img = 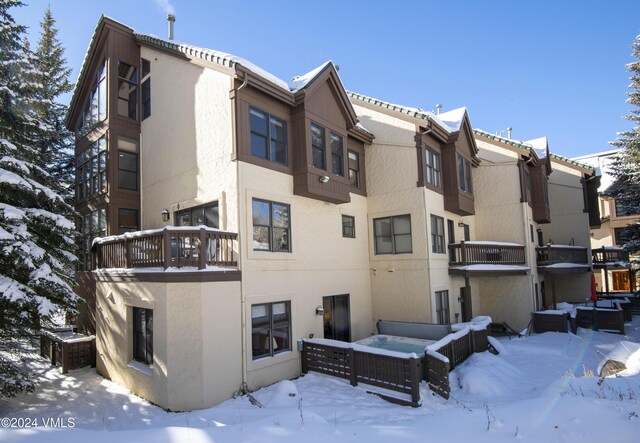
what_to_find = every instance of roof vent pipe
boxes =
[507,127,512,139]
[436,103,442,115]
[167,14,175,40]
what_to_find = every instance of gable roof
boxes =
[66,16,361,130]
[473,129,594,175]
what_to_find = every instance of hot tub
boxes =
[356,334,434,355]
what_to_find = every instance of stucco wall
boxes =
[139,46,237,232]
[544,161,590,247]
[353,103,471,325]
[476,275,536,330]
[238,162,373,390]
[95,277,242,411]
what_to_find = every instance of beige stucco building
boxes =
[574,149,638,294]
[66,16,600,411]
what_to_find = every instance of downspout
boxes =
[232,71,249,391]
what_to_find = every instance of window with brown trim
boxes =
[78,207,106,271]
[250,107,287,165]
[348,150,360,188]
[435,290,450,325]
[331,132,344,176]
[615,199,640,217]
[76,135,107,201]
[342,215,355,238]
[426,147,441,188]
[311,122,326,170]
[175,202,219,228]
[117,136,138,191]
[118,208,139,234]
[117,61,138,119]
[373,214,412,254]
[431,215,445,254]
[251,301,291,359]
[252,198,291,252]
[615,227,632,246]
[457,155,473,194]
[141,58,151,120]
[76,60,106,139]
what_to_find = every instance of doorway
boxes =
[323,295,351,342]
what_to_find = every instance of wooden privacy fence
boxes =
[448,241,525,267]
[425,326,489,400]
[94,227,238,270]
[532,311,569,333]
[301,339,421,407]
[40,330,96,374]
[572,307,625,335]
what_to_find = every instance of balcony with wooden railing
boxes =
[93,227,238,271]
[535,245,590,273]
[448,241,528,276]
[592,247,630,269]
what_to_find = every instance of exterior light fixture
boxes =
[319,175,330,184]
[536,226,542,233]
[458,220,465,227]
[161,209,170,222]
[315,305,325,315]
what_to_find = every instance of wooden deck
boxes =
[94,227,238,270]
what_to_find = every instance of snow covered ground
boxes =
[1,319,640,443]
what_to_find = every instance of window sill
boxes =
[248,350,295,372]
[128,360,153,376]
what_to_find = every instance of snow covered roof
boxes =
[68,16,366,134]
[437,107,467,132]
[135,32,335,94]
[524,136,549,159]
[346,91,461,135]
[474,129,594,173]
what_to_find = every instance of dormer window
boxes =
[311,122,326,170]
[250,107,288,165]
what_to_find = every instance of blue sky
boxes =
[12,0,640,158]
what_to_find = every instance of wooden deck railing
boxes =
[536,245,589,266]
[448,241,525,266]
[301,340,422,407]
[425,327,489,400]
[592,247,629,266]
[94,227,238,270]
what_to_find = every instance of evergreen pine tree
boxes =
[31,6,74,203]
[608,35,640,253]
[0,0,78,397]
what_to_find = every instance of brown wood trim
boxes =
[448,269,529,277]
[235,85,293,175]
[537,266,590,274]
[94,270,241,283]
[347,137,367,196]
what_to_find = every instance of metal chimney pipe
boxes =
[436,103,442,115]
[507,127,512,139]
[167,14,175,40]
